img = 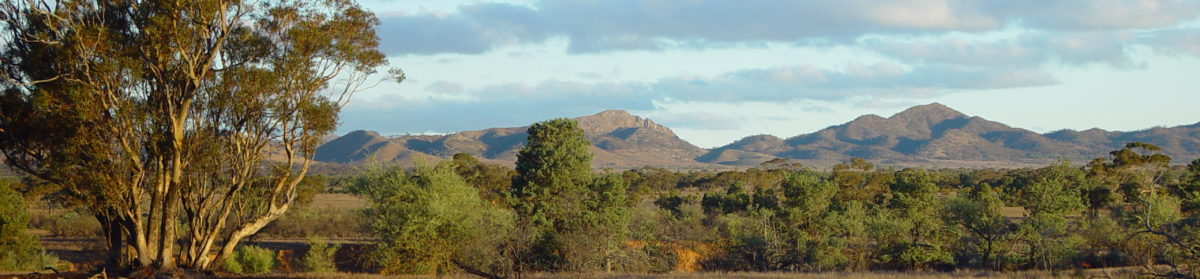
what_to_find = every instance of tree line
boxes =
[347,118,1200,278]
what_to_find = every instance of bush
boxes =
[0,181,48,271]
[355,162,515,275]
[302,238,339,272]
[224,245,276,274]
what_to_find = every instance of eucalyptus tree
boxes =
[877,168,954,269]
[0,0,397,272]
[944,183,1009,269]
[1014,162,1086,271]
[1086,142,1172,204]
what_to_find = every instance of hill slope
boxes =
[313,104,1200,169]
[314,110,708,168]
[702,103,1200,166]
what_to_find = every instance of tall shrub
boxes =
[0,181,44,271]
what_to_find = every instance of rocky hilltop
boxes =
[314,110,707,168]
[313,103,1200,169]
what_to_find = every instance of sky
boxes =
[338,0,1200,148]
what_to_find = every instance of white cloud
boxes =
[999,0,1200,30]
[341,62,1057,133]
[1142,28,1200,55]
[348,0,1200,145]
[373,0,1200,55]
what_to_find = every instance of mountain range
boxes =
[312,103,1200,169]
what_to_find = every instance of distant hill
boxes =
[314,110,709,168]
[312,103,1200,170]
[702,103,1200,166]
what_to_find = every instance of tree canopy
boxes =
[0,0,395,272]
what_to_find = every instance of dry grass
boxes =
[308,193,368,210]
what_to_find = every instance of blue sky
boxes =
[339,0,1200,148]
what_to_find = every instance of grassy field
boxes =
[307,193,368,210]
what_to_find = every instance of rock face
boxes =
[313,104,1200,169]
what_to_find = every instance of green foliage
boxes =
[691,169,786,191]
[1075,213,1130,268]
[451,153,516,205]
[0,0,393,270]
[714,211,790,271]
[508,118,636,272]
[1125,190,1200,277]
[1178,159,1200,213]
[702,183,751,214]
[624,167,684,195]
[944,183,1009,268]
[302,238,339,273]
[775,172,853,271]
[1088,142,1172,204]
[876,168,955,270]
[654,190,688,218]
[1138,192,1184,228]
[1014,162,1086,270]
[825,201,873,271]
[355,162,514,275]
[831,158,889,205]
[512,118,594,231]
[276,143,1200,275]
[781,171,836,219]
[224,245,276,274]
[0,181,48,271]
[560,173,633,271]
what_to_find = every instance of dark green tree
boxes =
[654,190,688,218]
[1183,159,1200,213]
[878,168,954,269]
[511,118,593,233]
[450,153,516,205]
[701,182,751,215]
[779,171,846,271]
[510,118,634,271]
[944,183,1009,269]
[0,181,45,271]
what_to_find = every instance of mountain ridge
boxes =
[314,110,708,168]
[312,104,1200,169]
